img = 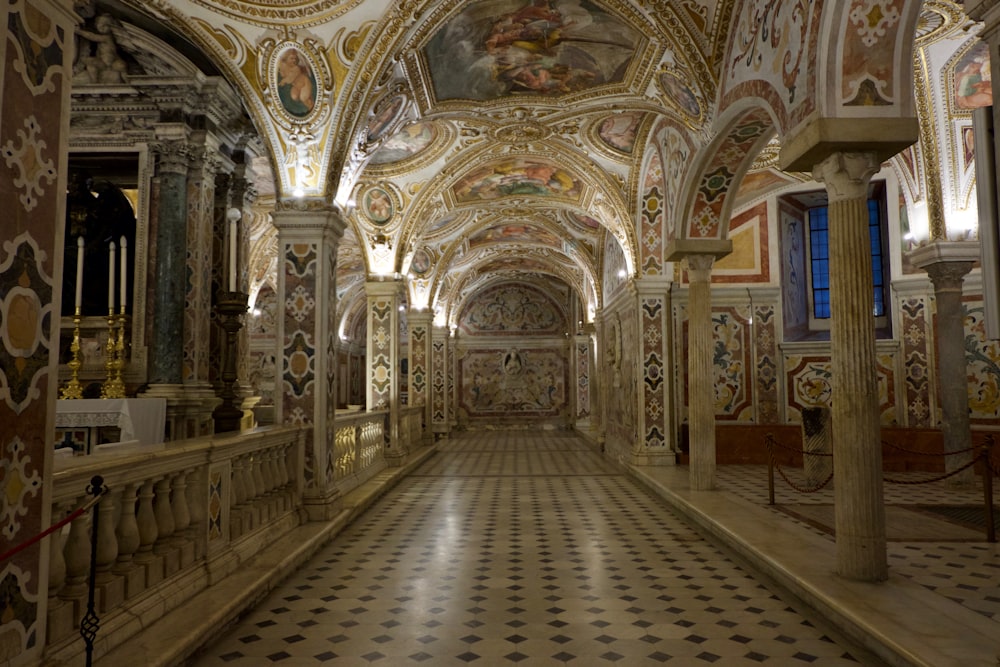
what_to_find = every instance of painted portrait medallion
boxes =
[597,112,644,154]
[423,0,641,101]
[367,95,405,143]
[659,70,701,120]
[275,46,319,118]
[363,187,394,224]
[410,248,431,275]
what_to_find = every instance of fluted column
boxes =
[686,255,717,490]
[910,243,980,486]
[273,201,345,519]
[366,280,405,463]
[814,151,887,582]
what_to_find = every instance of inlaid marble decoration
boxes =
[576,341,590,419]
[282,243,318,478]
[458,348,566,417]
[688,111,771,239]
[432,338,447,425]
[640,150,664,275]
[410,325,427,408]
[753,304,780,423]
[458,283,565,335]
[1,2,71,656]
[900,296,932,427]
[962,300,1000,422]
[723,0,820,128]
[714,201,770,283]
[840,0,904,107]
[368,297,394,410]
[784,353,897,424]
[642,297,666,446]
[712,307,753,421]
[208,469,224,542]
[604,303,638,459]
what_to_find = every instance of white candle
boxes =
[120,236,127,309]
[228,217,237,292]
[108,240,116,311]
[75,236,84,312]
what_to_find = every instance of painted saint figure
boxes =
[277,48,316,117]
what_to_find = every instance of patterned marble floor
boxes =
[715,465,1000,623]
[189,432,865,666]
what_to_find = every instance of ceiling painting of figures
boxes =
[423,0,643,101]
[454,157,581,202]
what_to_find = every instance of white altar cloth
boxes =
[56,398,166,448]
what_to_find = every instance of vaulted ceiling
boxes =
[76,0,923,329]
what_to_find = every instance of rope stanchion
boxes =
[983,437,995,543]
[0,489,105,563]
[765,434,775,505]
[764,433,834,497]
[81,475,108,667]
[883,456,980,485]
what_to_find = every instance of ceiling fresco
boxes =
[77,0,925,332]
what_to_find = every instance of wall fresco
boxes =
[963,300,1000,422]
[454,157,581,202]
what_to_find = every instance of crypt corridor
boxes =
[4,0,1000,666]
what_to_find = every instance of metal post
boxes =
[81,475,106,667]
[766,434,775,506]
[984,437,995,543]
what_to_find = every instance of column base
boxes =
[302,487,343,521]
[629,450,678,466]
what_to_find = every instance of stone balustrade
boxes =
[46,426,306,663]
[333,410,388,493]
[401,406,424,450]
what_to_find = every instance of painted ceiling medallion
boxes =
[492,123,552,144]
[422,0,643,101]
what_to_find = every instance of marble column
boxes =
[686,254,717,490]
[273,201,345,519]
[910,243,980,486]
[431,325,450,439]
[408,311,433,444]
[366,280,405,463]
[814,151,887,582]
[148,138,190,387]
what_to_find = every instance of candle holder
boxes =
[61,310,85,400]
[213,291,248,433]
[100,310,125,399]
[113,308,128,391]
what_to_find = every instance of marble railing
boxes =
[46,426,306,663]
[401,406,424,451]
[333,410,388,494]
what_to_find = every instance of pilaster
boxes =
[272,200,345,519]
[408,311,433,444]
[366,280,405,463]
[634,277,676,465]
[431,325,451,439]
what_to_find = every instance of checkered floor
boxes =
[715,465,1000,623]
[189,432,864,665]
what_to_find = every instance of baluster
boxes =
[113,483,139,574]
[46,501,71,641]
[252,454,266,502]
[59,503,90,613]
[241,453,257,503]
[133,479,158,564]
[185,467,206,560]
[231,456,247,506]
[152,477,175,553]
[94,491,119,584]
[171,472,191,544]
[264,447,278,494]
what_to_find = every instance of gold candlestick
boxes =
[61,310,84,399]
[100,310,125,399]
[113,308,127,391]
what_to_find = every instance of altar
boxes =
[56,398,166,453]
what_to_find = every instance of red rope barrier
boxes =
[0,491,105,563]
